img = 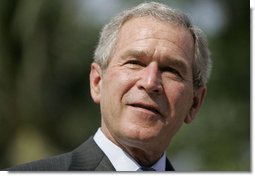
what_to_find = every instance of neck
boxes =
[101,127,164,166]
[121,144,163,166]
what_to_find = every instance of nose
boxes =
[137,62,162,93]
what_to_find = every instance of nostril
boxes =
[152,85,163,93]
[137,81,162,94]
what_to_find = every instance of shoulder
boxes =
[7,152,72,171]
[5,136,113,171]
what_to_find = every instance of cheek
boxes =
[100,69,137,114]
[162,84,193,138]
[165,83,193,116]
[104,69,137,97]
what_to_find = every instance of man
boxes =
[7,2,211,171]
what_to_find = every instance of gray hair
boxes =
[94,2,212,88]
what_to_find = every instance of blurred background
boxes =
[0,0,249,171]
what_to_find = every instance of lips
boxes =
[128,103,162,116]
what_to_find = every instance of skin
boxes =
[90,16,206,166]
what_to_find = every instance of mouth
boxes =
[128,103,161,116]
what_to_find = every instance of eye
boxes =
[122,60,145,70]
[125,60,145,66]
[161,66,183,79]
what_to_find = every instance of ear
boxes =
[184,87,207,124]
[90,62,102,104]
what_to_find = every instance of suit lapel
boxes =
[68,136,115,171]
[68,135,174,171]
[95,155,115,171]
[165,157,175,171]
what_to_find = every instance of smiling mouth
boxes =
[129,103,161,115]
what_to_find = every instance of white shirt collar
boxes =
[93,128,166,171]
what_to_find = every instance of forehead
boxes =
[116,17,194,62]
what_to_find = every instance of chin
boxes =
[121,124,162,142]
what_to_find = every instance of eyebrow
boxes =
[121,49,189,75]
[121,50,148,60]
[163,57,188,76]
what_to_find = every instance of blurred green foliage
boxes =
[0,0,249,171]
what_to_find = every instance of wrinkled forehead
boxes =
[116,16,195,62]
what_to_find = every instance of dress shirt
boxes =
[93,128,166,171]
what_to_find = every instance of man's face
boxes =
[90,17,206,153]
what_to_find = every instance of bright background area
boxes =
[0,0,250,171]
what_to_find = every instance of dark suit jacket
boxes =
[6,136,175,171]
